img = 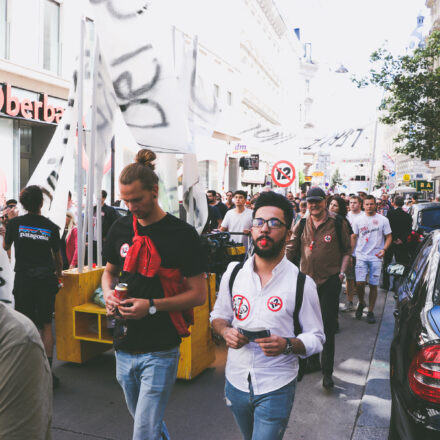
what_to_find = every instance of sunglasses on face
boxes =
[252,217,286,229]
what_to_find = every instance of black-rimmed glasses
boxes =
[252,217,286,229]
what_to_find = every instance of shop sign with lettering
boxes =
[0,83,64,124]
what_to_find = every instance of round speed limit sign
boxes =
[271,160,296,188]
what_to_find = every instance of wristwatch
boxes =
[148,298,157,315]
[283,337,294,355]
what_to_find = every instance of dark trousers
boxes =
[309,274,341,375]
[382,243,409,289]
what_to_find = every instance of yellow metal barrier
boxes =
[55,269,217,379]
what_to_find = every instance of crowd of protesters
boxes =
[0,173,429,440]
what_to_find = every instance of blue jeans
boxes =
[355,259,382,286]
[225,378,297,440]
[115,347,180,440]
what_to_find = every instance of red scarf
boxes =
[122,216,193,337]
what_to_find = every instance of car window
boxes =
[420,208,440,229]
[404,236,433,297]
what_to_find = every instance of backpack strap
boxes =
[293,271,306,336]
[297,217,307,248]
[229,262,244,300]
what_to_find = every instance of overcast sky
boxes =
[275,0,430,138]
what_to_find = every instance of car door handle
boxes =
[393,310,399,319]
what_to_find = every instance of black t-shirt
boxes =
[5,214,60,272]
[104,213,207,352]
[215,202,228,219]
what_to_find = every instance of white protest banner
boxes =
[89,0,192,153]
[183,153,208,235]
[156,153,179,218]
[26,89,78,233]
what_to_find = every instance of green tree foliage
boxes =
[375,169,386,189]
[354,30,440,159]
[331,168,343,190]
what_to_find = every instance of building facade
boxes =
[0,0,85,205]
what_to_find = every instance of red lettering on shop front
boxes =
[54,107,64,123]
[21,99,33,119]
[43,94,55,123]
[33,100,43,119]
[5,85,20,117]
[0,83,65,123]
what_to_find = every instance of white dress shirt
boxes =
[210,256,325,395]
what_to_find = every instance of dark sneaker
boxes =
[355,303,366,319]
[323,374,334,389]
[52,373,60,390]
[335,320,340,333]
[366,311,376,324]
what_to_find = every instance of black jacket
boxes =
[387,208,412,242]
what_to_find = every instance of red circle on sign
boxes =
[232,295,250,321]
[271,160,296,187]
[267,296,283,312]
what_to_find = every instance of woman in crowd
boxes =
[64,211,78,269]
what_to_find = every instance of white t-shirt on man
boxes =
[221,208,253,246]
[352,213,392,262]
[347,211,364,227]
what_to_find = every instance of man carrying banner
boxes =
[102,149,207,440]
[3,185,63,387]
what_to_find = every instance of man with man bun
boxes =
[102,149,207,440]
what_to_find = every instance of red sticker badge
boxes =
[324,235,332,243]
[232,295,250,321]
[120,243,130,258]
[267,296,283,312]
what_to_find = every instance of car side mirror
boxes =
[386,263,406,277]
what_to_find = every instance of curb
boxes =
[351,289,395,440]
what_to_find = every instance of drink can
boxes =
[114,283,128,301]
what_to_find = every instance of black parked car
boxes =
[388,231,440,439]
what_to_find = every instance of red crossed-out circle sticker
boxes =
[267,296,283,312]
[232,295,250,321]
[120,243,130,258]
[271,160,296,187]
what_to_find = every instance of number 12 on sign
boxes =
[271,160,296,188]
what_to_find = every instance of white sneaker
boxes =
[341,301,354,312]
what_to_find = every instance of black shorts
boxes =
[13,272,59,329]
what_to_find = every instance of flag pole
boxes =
[86,38,97,270]
[94,38,103,268]
[76,18,85,273]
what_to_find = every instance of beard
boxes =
[253,236,285,260]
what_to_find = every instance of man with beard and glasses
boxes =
[211,192,324,440]
[286,186,351,390]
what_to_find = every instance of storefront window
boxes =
[0,0,7,59]
[43,0,60,74]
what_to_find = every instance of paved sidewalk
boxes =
[352,289,394,440]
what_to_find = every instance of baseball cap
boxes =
[306,187,326,201]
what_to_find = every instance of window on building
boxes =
[227,91,232,106]
[0,0,7,59]
[43,0,60,74]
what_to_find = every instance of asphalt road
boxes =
[52,287,390,440]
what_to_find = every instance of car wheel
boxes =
[388,399,400,440]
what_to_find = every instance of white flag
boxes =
[89,1,192,153]
[183,153,208,235]
[26,89,78,233]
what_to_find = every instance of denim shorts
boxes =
[355,259,382,286]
